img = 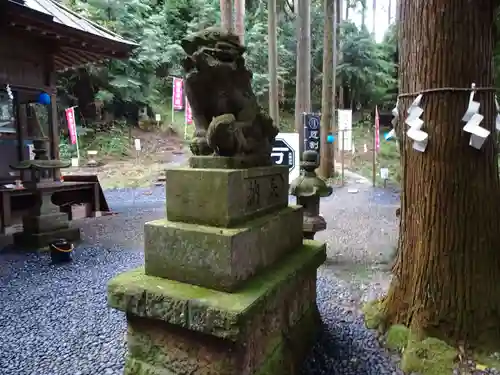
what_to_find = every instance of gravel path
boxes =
[0,170,401,375]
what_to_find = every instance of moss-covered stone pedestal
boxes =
[108,157,326,375]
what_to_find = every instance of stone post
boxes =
[107,155,327,375]
[290,150,333,240]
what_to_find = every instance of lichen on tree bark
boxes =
[384,0,500,349]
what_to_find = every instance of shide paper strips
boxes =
[405,95,428,152]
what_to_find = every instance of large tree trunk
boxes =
[319,0,335,178]
[294,0,311,153]
[268,0,279,125]
[385,0,500,348]
[220,0,233,31]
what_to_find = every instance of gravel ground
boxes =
[0,170,402,375]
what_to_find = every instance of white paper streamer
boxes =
[405,94,428,152]
[5,84,13,100]
[462,83,490,150]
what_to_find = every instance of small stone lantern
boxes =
[289,150,333,239]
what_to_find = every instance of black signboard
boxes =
[271,138,295,171]
[303,112,321,153]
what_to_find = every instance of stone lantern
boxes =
[290,150,333,239]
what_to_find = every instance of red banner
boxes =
[65,107,77,145]
[185,98,193,125]
[172,78,184,110]
[375,105,380,152]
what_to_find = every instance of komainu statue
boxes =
[181,27,279,162]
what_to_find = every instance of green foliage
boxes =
[58,0,398,126]
[338,21,396,109]
[59,123,130,160]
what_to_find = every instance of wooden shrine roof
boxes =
[3,0,138,70]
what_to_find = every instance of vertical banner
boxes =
[302,112,321,153]
[375,105,380,152]
[337,109,353,151]
[65,107,77,145]
[172,77,184,110]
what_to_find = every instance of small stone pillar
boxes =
[107,156,326,375]
[290,150,333,240]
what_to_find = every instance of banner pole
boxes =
[171,77,176,124]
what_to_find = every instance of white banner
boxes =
[337,109,353,151]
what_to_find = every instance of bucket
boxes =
[71,157,79,167]
[50,239,74,263]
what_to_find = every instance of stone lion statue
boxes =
[181,27,279,162]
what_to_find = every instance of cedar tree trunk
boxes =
[319,0,335,178]
[385,0,500,348]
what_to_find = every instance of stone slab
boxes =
[144,206,303,292]
[165,165,289,227]
[107,240,326,341]
[22,212,69,233]
[13,226,80,250]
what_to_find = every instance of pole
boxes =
[372,124,376,187]
[184,96,188,140]
[341,129,345,186]
[268,0,279,126]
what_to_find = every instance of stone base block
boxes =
[22,212,69,233]
[108,241,326,375]
[144,206,303,292]
[165,165,289,227]
[13,226,81,250]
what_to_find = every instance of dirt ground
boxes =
[63,129,188,189]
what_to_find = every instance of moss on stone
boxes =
[362,299,385,330]
[254,306,321,375]
[385,324,409,352]
[475,353,500,371]
[400,334,457,375]
[108,240,326,340]
[377,325,500,375]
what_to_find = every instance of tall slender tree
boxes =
[268,0,279,125]
[371,0,376,34]
[234,0,245,43]
[220,0,233,31]
[383,0,500,355]
[361,0,366,28]
[294,0,311,152]
[319,0,336,178]
[336,0,344,110]
[388,0,392,24]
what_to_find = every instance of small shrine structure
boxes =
[0,0,137,247]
